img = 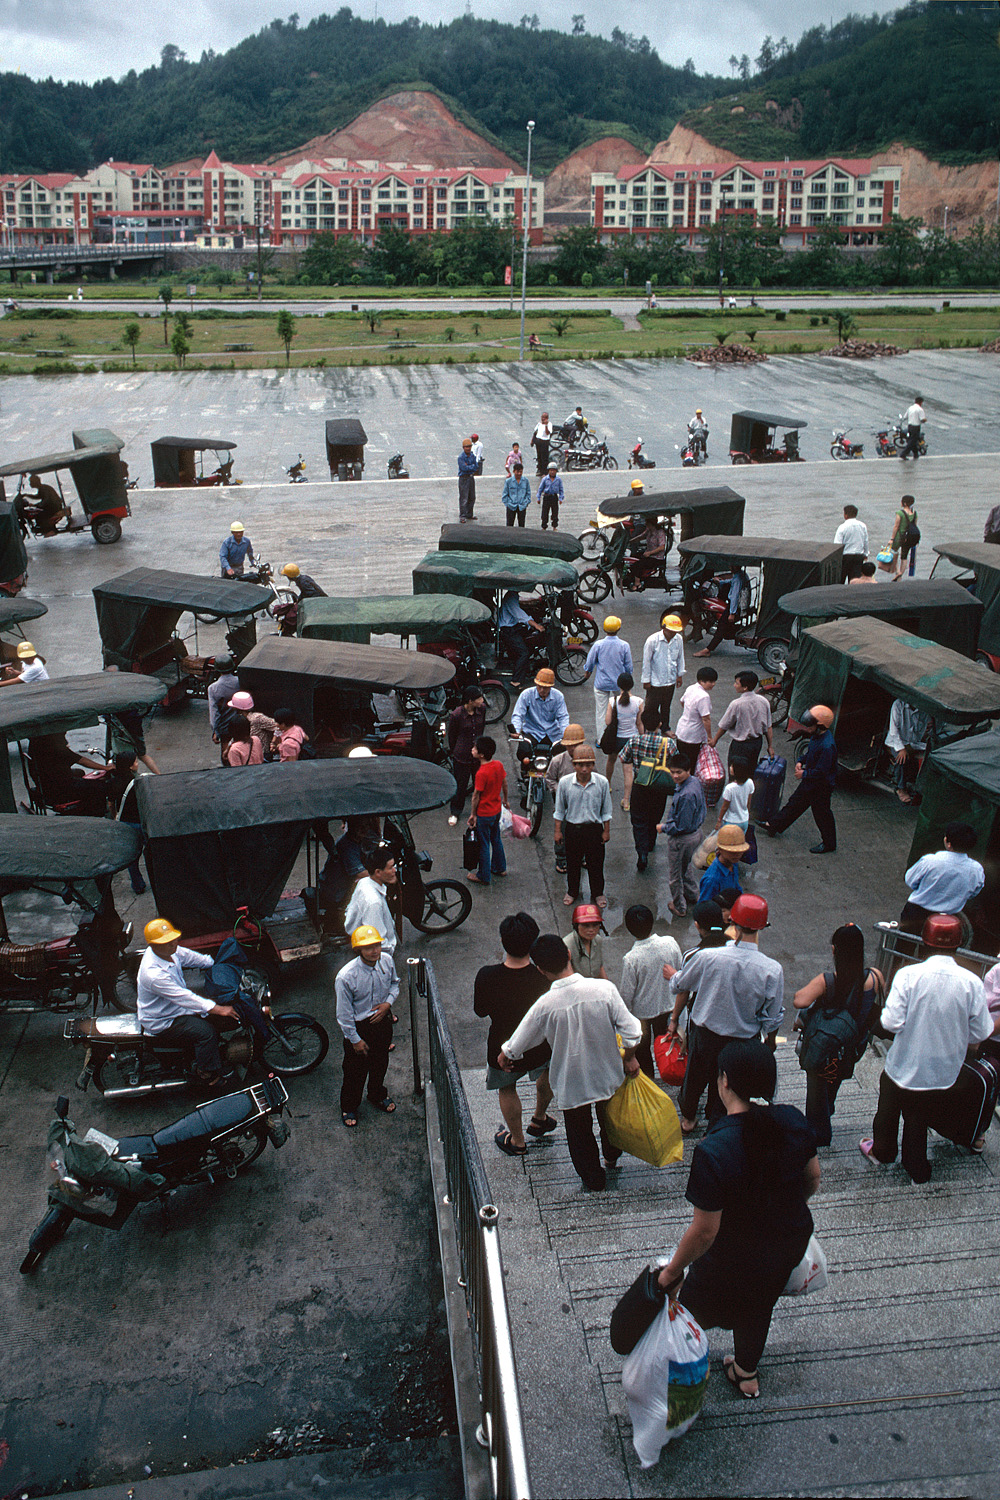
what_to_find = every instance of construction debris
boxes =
[824,338,904,358]
[685,342,768,364]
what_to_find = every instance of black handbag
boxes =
[598,702,619,755]
[462,825,479,872]
[609,1264,666,1355]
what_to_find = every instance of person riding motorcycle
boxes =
[136,918,238,1084]
[498,587,545,688]
[563,406,587,442]
[687,410,709,459]
[280,563,327,599]
[24,473,72,534]
[510,668,569,774]
[219,521,255,578]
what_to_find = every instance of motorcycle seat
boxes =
[152,1092,256,1151]
[114,1134,156,1160]
[71,1015,142,1039]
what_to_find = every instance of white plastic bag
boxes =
[781,1232,828,1296]
[621,1296,709,1468]
[499,805,513,833]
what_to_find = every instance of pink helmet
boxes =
[229,691,254,711]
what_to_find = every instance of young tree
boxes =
[572,14,585,33]
[549,315,572,338]
[301,231,359,285]
[158,282,173,344]
[173,311,192,339]
[170,326,190,369]
[276,308,297,365]
[361,308,382,334]
[122,319,141,367]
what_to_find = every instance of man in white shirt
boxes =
[335,926,400,1126]
[834,504,869,581]
[136,917,237,1081]
[900,820,984,932]
[343,843,398,960]
[641,611,685,733]
[0,641,49,685]
[470,432,485,474]
[500,933,641,1192]
[530,412,552,475]
[885,697,929,804]
[862,914,991,1181]
[619,903,683,1077]
[900,396,926,460]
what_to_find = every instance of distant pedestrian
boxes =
[467,735,509,886]
[457,437,477,523]
[336,926,399,1128]
[530,412,552,475]
[565,903,608,979]
[834,504,869,582]
[899,396,926,461]
[500,461,531,527]
[447,685,487,824]
[890,494,919,580]
[537,462,564,531]
[793,923,884,1147]
[761,705,837,855]
[498,588,544,686]
[641,611,685,733]
[272,706,309,762]
[674,665,716,770]
[657,751,706,918]
[620,724,675,871]
[694,568,751,656]
[619,904,682,1078]
[850,561,877,584]
[583,614,634,742]
[223,713,264,766]
[207,655,239,746]
[470,432,485,474]
[1,641,49,686]
[499,933,641,1193]
[710,670,772,768]
[984,501,1000,544]
[698,826,747,906]
[505,442,524,476]
[474,912,554,1157]
[900,820,984,932]
[554,742,612,910]
[861,914,991,1181]
[603,672,644,807]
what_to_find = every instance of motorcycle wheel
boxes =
[20,1206,74,1274]
[529,787,545,838]
[830,445,847,460]
[92,517,123,545]
[108,955,140,1013]
[757,639,789,676]
[555,647,589,687]
[93,1051,143,1094]
[566,612,598,646]
[602,456,618,470]
[731,455,751,465]
[579,527,611,560]
[262,1014,329,1076]
[214,1121,269,1175]
[481,679,510,725]
[770,691,790,729]
[413,880,472,934]
[577,568,612,604]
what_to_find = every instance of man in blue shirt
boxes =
[762,705,838,854]
[583,616,633,742]
[458,438,478,522]
[698,825,747,905]
[694,567,750,656]
[658,752,707,917]
[536,462,564,531]
[511,668,569,770]
[498,588,544,686]
[500,461,532,528]
[900,821,984,933]
[219,521,255,577]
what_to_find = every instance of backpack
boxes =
[797,970,881,1083]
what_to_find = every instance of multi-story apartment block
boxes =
[591,159,902,248]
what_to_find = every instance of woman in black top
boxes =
[793,923,884,1147]
[656,1039,820,1399]
[474,912,553,1157]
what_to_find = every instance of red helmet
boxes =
[730,894,769,931]
[921,913,963,950]
[572,904,603,927]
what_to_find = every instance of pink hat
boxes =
[230,691,254,711]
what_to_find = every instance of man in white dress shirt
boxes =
[834,504,869,581]
[641,611,685,733]
[136,917,237,1081]
[343,843,398,960]
[500,934,641,1192]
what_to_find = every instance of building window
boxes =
[792,169,803,178]
[361,189,370,200]
[870,180,883,190]
[673,185,685,198]
[856,198,865,207]
[437,217,447,228]
[437,188,448,200]
[413,218,423,228]
[739,198,755,209]
[675,172,686,180]
[633,215,646,227]
[618,216,626,226]
[762,198,774,211]
[790,214,801,224]
[701,171,713,179]
[673,215,685,226]
[893,197,899,208]
[473,189,485,199]
[763,170,775,179]
[338,190,349,200]
[791,197,802,209]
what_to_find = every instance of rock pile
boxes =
[824,338,904,358]
[979,336,1000,353]
[685,342,768,365]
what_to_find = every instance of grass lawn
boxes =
[0,304,996,372]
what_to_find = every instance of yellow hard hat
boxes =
[603,616,622,633]
[145,917,182,945]
[695,408,703,415]
[230,520,245,533]
[534,668,556,687]
[661,613,684,632]
[16,641,35,658]
[630,479,644,493]
[280,563,300,579]
[351,925,382,949]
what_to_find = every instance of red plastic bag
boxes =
[653,1032,686,1086]
[508,812,532,839]
[694,743,725,808]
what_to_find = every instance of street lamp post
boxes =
[519,120,535,362]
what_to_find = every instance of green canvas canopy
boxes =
[910,731,1000,864]
[0,814,142,882]
[413,550,577,598]
[598,486,745,539]
[150,437,235,487]
[932,542,1000,658]
[0,502,28,587]
[0,442,123,479]
[0,596,47,631]
[0,441,127,520]
[437,524,584,561]
[298,594,491,644]
[678,534,842,642]
[94,569,273,668]
[778,580,981,659]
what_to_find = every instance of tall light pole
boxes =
[519,120,535,362]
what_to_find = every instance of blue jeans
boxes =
[476,813,506,883]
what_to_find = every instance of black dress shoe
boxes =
[809,843,836,854]
[636,854,648,871]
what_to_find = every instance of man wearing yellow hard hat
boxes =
[279,563,327,600]
[136,918,238,1083]
[641,609,686,734]
[0,641,49,686]
[219,520,256,578]
[334,925,400,1127]
[581,614,633,743]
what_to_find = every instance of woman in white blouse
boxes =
[603,672,644,810]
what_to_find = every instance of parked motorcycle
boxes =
[830,429,864,460]
[66,959,328,1098]
[0,901,134,1015]
[387,453,410,480]
[559,440,618,473]
[20,1080,290,1272]
[285,455,307,483]
[628,440,656,470]
[874,417,927,459]
[679,437,706,468]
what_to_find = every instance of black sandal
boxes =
[370,1097,396,1113]
[723,1357,759,1399]
[495,1128,527,1156]
[526,1115,557,1138]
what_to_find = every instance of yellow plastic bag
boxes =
[605,1071,683,1168]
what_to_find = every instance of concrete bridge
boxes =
[0,243,165,280]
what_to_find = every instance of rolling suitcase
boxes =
[750,755,786,824]
[929,1057,999,1150]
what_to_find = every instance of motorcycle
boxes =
[679,437,705,468]
[522,593,598,647]
[508,733,554,838]
[66,955,328,1098]
[20,1079,290,1272]
[0,905,134,1015]
[387,453,410,480]
[874,418,927,459]
[628,440,656,470]
[830,429,864,460]
[560,439,618,473]
[285,455,307,483]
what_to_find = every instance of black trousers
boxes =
[705,609,735,653]
[871,1069,950,1183]
[450,758,474,815]
[637,1012,672,1078]
[842,553,864,582]
[630,782,669,857]
[500,626,533,684]
[533,440,550,474]
[729,735,762,771]
[682,1247,805,1374]
[563,1097,619,1188]
[678,1021,732,1124]
[564,820,605,899]
[770,779,836,849]
[341,1011,394,1115]
[899,900,934,936]
[541,493,559,530]
[901,424,922,459]
[505,507,526,527]
[804,1071,842,1148]
[157,1014,222,1075]
[458,472,476,520]
[643,684,675,734]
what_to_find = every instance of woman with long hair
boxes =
[793,924,884,1147]
[603,671,644,809]
[655,1040,820,1400]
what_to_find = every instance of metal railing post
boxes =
[407,956,425,1096]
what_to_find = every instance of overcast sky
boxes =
[1,0,904,84]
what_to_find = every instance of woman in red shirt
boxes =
[273,706,308,762]
[467,735,510,886]
[224,714,264,766]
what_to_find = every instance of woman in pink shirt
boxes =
[224,714,264,766]
[273,706,308,762]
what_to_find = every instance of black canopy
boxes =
[679,535,842,643]
[94,569,273,668]
[0,503,28,587]
[238,637,454,731]
[778,580,982,659]
[136,759,455,931]
[0,815,141,880]
[0,442,124,479]
[731,410,808,429]
[150,437,235,487]
[933,542,1000,658]
[151,436,236,452]
[68,428,129,515]
[325,419,368,447]
[438,524,584,562]
[0,596,47,630]
[598,486,745,539]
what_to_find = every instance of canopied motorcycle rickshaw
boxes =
[150,437,238,488]
[729,410,807,464]
[930,542,1000,672]
[0,594,47,675]
[133,758,468,980]
[237,636,454,759]
[0,434,131,544]
[676,535,843,674]
[0,815,141,1014]
[0,671,164,815]
[0,500,29,597]
[93,568,274,711]
[325,418,367,481]
[297,593,508,724]
[788,616,1000,777]
[577,485,746,600]
[436,524,594,643]
[413,549,587,686]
